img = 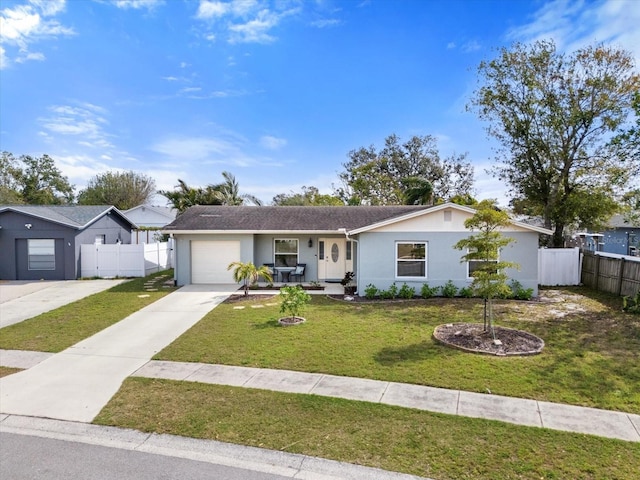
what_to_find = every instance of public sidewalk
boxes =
[0,285,237,422]
[2,349,639,442]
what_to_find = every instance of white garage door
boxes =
[191,240,241,284]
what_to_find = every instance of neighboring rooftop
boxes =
[0,205,135,229]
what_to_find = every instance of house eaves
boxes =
[0,205,138,230]
[348,202,553,236]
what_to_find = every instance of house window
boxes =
[467,248,499,278]
[396,242,427,278]
[346,241,352,261]
[274,239,298,267]
[28,239,55,270]
[95,234,106,244]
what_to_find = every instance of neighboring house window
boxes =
[28,239,55,270]
[275,239,298,267]
[467,248,499,278]
[396,242,427,278]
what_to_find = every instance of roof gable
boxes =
[350,203,553,235]
[0,205,137,229]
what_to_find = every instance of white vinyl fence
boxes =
[81,241,173,278]
[538,247,582,286]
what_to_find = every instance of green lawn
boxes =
[0,270,176,353]
[156,288,640,413]
[95,377,640,480]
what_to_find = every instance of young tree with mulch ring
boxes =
[454,200,518,339]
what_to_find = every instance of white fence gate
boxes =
[538,247,582,286]
[81,242,173,278]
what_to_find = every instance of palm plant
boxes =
[227,261,273,296]
[402,177,433,205]
[214,171,262,206]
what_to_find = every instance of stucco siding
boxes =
[173,234,254,286]
[0,211,77,280]
[356,231,540,296]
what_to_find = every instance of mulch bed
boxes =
[433,323,545,356]
[223,294,276,304]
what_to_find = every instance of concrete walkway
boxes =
[0,279,127,328]
[0,285,237,422]
[2,349,639,443]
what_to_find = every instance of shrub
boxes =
[398,283,416,299]
[510,280,534,301]
[420,283,439,299]
[279,285,311,319]
[459,286,474,298]
[379,283,398,300]
[364,284,378,300]
[622,291,640,314]
[441,280,458,298]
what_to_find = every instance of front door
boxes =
[318,238,346,281]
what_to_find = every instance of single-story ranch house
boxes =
[163,203,552,295]
[0,205,136,280]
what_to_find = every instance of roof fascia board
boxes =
[349,203,459,234]
[348,202,553,235]
[162,229,346,235]
[0,207,81,229]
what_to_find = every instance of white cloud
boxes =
[260,135,287,150]
[195,0,299,44]
[0,0,74,68]
[507,0,640,63]
[111,0,165,10]
[39,103,114,149]
[310,18,342,28]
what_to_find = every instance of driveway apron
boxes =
[0,285,237,423]
[0,280,126,328]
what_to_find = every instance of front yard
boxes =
[156,288,640,413]
[3,281,639,479]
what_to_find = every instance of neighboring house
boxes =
[163,203,552,295]
[123,205,177,244]
[601,214,640,256]
[0,205,136,280]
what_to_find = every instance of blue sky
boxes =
[1,0,638,205]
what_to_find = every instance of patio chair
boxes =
[289,263,306,283]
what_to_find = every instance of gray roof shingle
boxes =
[0,205,135,229]
[163,205,432,232]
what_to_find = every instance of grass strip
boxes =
[95,378,640,480]
[156,290,640,413]
[0,366,21,378]
[0,270,175,353]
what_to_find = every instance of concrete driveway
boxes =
[0,280,127,328]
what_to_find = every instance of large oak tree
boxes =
[0,152,74,205]
[77,171,156,210]
[335,134,474,205]
[470,40,640,247]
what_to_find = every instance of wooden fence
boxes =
[80,241,172,278]
[581,251,640,297]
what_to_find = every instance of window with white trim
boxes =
[274,239,298,267]
[28,239,55,270]
[467,248,499,278]
[396,242,427,278]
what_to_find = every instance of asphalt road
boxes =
[0,433,293,480]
